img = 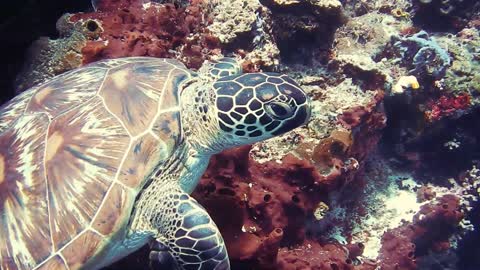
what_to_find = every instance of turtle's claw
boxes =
[149,243,176,270]
[149,241,169,251]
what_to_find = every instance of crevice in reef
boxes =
[412,0,480,32]
[383,97,480,179]
[277,31,328,65]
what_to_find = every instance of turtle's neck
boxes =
[179,80,227,155]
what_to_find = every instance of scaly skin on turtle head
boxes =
[180,58,311,154]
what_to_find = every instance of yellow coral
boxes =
[313,201,330,220]
[391,8,410,19]
[393,75,420,94]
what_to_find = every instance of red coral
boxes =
[70,0,220,69]
[378,195,464,270]
[338,91,386,129]
[190,94,386,269]
[276,240,378,270]
[338,91,386,164]
[424,93,471,122]
[192,146,367,269]
[416,186,436,203]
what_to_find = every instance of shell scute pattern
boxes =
[88,56,165,69]
[99,61,189,137]
[35,255,67,270]
[45,97,130,251]
[0,57,191,270]
[234,73,267,87]
[26,67,107,118]
[0,87,36,133]
[60,230,103,269]
[0,113,50,270]
[118,133,167,188]
[91,183,135,236]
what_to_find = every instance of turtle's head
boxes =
[212,73,310,147]
[181,60,310,154]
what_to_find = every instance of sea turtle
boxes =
[0,57,310,270]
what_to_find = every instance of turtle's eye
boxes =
[265,101,294,120]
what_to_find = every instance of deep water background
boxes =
[0,0,92,104]
[0,1,479,269]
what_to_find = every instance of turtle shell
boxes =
[0,57,193,270]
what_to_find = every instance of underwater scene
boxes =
[0,0,479,269]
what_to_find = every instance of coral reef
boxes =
[424,92,471,122]
[437,27,480,102]
[72,0,220,68]
[208,0,345,69]
[378,195,464,270]
[6,0,480,269]
[276,240,377,270]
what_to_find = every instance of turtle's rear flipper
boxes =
[148,188,230,270]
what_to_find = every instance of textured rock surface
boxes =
[412,0,479,31]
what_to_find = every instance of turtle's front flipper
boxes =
[140,184,230,270]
